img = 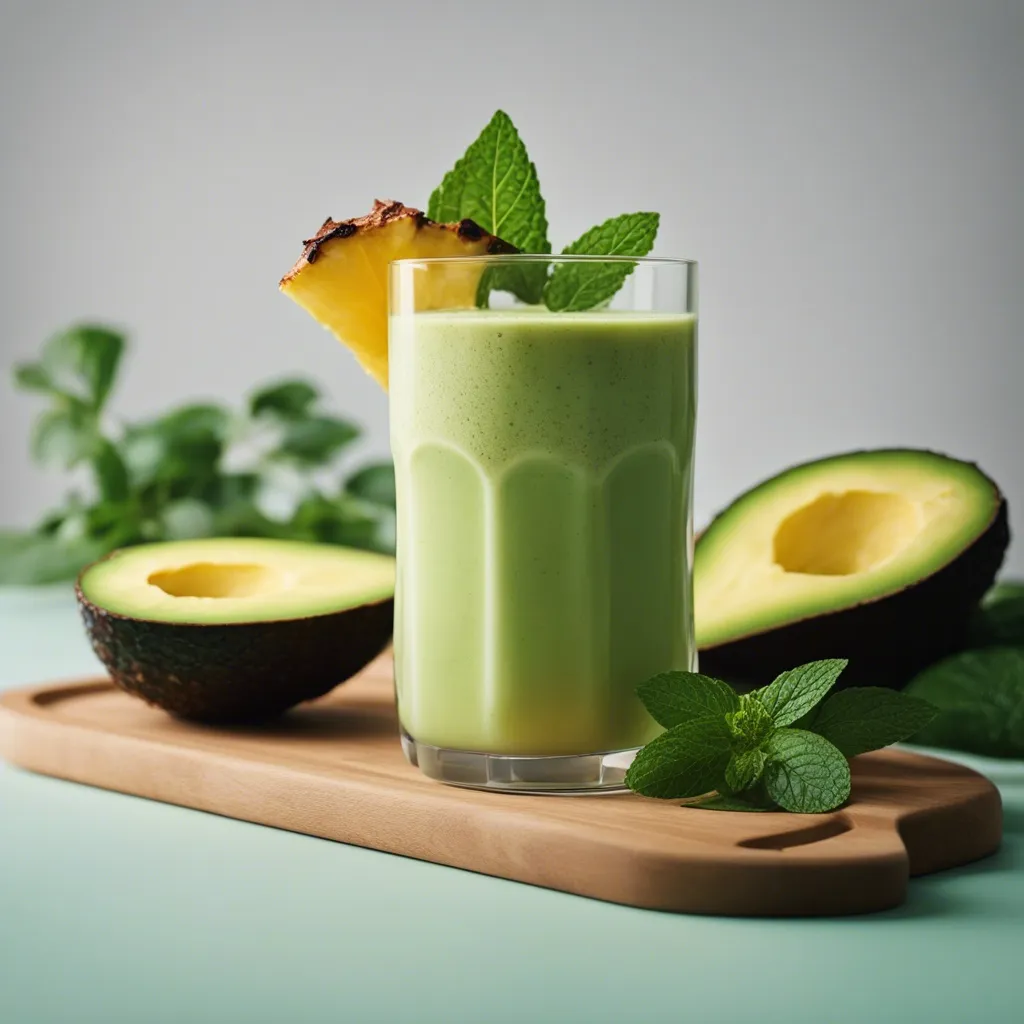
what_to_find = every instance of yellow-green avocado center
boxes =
[80,538,395,624]
[696,450,1002,648]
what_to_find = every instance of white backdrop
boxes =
[1,0,1021,571]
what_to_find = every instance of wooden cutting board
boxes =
[0,654,1001,917]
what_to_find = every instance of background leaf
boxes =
[5,321,397,582]
[40,324,125,411]
[124,404,230,489]
[14,363,54,394]
[159,498,216,541]
[249,379,319,420]
[345,462,396,508]
[0,531,107,586]
[968,581,1024,648]
[31,407,99,468]
[764,729,851,813]
[277,415,359,465]
[906,647,1024,758]
[288,493,382,548]
[92,440,130,502]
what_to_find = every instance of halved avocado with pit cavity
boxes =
[696,450,1009,689]
[77,538,395,721]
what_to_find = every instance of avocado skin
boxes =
[698,498,1009,691]
[77,592,394,721]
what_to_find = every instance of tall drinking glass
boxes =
[389,256,697,791]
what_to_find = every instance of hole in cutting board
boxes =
[738,816,853,851]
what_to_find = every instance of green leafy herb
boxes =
[16,324,125,412]
[543,212,660,312]
[249,379,320,420]
[763,729,851,814]
[277,415,360,464]
[427,111,662,310]
[805,687,939,758]
[724,748,767,793]
[344,463,396,508]
[635,670,738,729]
[905,646,1024,758]
[756,658,848,726]
[32,407,100,469]
[2,325,397,585]
[624,717,733,799]
[627,659,937,813]
[968,581,1024,648]
[428,110,550,304]
[688,792,774,812]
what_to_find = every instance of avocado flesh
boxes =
[77,538,395,721]
[696,450,1008,689]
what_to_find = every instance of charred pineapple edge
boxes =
[279,199,519,287]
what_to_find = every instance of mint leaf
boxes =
[726,692,776,751]
[756,659,848,727]
[725,748,767,792]
[624,717,733,799]
[808,687,937,758]
[429,110,549,304]
[688,793,773,813]
[250,380,319,420]
[764,729,851,813]
[636,670,739,729]
[427,154,469,224]
[905,647,1024,758]
[543,212,660,312]
[969,581,1024,648]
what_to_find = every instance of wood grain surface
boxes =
[0,654,1002,916]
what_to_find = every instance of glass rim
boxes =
[391,254,697,268]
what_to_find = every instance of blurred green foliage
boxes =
[1,324,395,584]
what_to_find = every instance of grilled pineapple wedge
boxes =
[280,200,515,389]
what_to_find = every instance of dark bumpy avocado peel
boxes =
[77,587,393,722]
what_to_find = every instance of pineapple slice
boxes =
[280,200,515,389]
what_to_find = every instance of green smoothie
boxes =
[389,308,697,756]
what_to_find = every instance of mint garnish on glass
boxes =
[627,659,938,813]
[428,110,660,310]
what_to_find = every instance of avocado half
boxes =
[696,450,1009,689]
[77,538,395,721]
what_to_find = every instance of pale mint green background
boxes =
[1,589,1022,1024]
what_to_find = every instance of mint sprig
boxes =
[428,110,550,305]
[428,111,661,310]
[543,212,660,312]
[763,729,851,814]
[625,660,938,814]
